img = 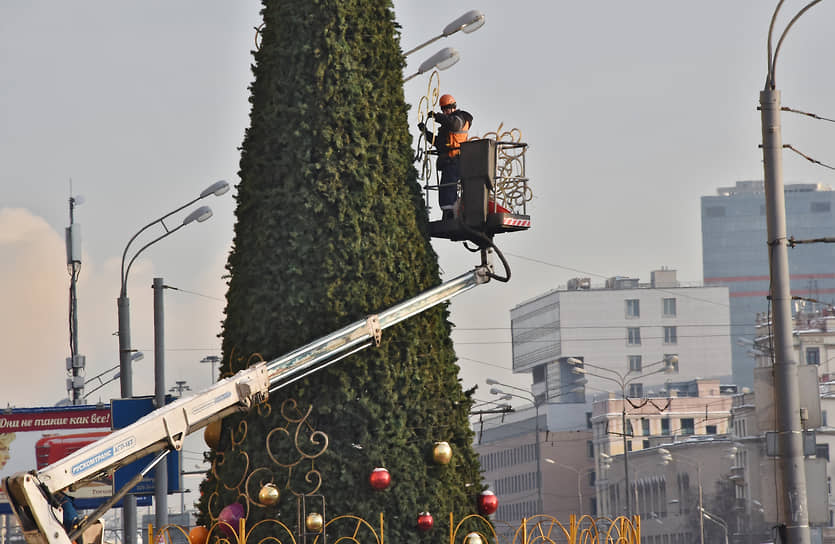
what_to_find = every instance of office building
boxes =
[701,180,835,388]
[510,269,732,402]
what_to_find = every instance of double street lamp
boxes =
[403,10,485,82]
[659,448,705,544]
[116,179,229,544]
[486,379,543,515]
[567,355,677,518]
[658,446,736,544]
[118,180,228,398]
[82,352,144,402]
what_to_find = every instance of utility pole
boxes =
[65,192,86,404]
[153,278,168,531]
[761,85,810,544]
[759,4,817,542]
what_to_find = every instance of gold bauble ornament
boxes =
[258,483,280,506]
[464,533,484,544]
[204,419,222,449]
[432,441,452,464]
[305,512,324,533]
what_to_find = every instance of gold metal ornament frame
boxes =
[149,514,639,544]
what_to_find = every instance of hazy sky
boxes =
[2,1,834,418]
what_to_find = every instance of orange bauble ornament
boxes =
[204,419,222,449]
[188,526,208,544]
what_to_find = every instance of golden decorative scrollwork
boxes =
[265,399,329,496]
[205,397,329,522]
[414,70,442,197]
[475,123,532,213]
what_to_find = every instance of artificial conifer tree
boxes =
[196,1,485,542]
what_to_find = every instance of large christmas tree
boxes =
[197,1,484,541]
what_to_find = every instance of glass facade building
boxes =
[701,180,835,388]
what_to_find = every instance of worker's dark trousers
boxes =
[438,159,460,209]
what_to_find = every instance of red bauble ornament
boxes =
[369,467,391,490]
[477,490,499,515]
[417,512,434,532]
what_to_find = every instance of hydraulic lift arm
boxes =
[4,264,491,544]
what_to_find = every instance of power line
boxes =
[503,252,732,309]
[164,284,225,302]
[452,322,760,332]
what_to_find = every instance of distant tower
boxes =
[701,180,835,388]
[66,192,86,404]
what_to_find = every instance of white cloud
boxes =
[0,209,68,406]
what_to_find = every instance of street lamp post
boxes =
[659,448,704,544]
[700,507,729,544]
[759,5,820,544]
[487,380,543,514]
[544,458,592,514]
[168,381,191,516]
[81,352,144,402]
[116,180,228,544]
[200,355,221,384]
[567,356,677,518]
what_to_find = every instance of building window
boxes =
[807,347,821,365]
[661,418,670,435]
[811,201,831,213]
[628,355,642,372]
[665,353,679,373]
[627,327,641,345]
[642,439,650,449]
[628,383,643,398]
[664,326,677,344]
[663,297,677,317]
[641,418,650,436]
[681,418,695,435]
[626,299,640,318]
[587,440,594,458]
[706,425,717,435]
[816,443,830,461]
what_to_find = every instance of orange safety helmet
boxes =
[439,94,456,108]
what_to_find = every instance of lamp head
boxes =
[200,180,230,198]
[417,47,460,75]
[566,357,583,366]
[183,205,213,225]
[130,351,144,362]
[489,387,506,396]
[443,10,485,36]
[485,378,500,385]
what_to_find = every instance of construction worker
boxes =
[418,94,473,220]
